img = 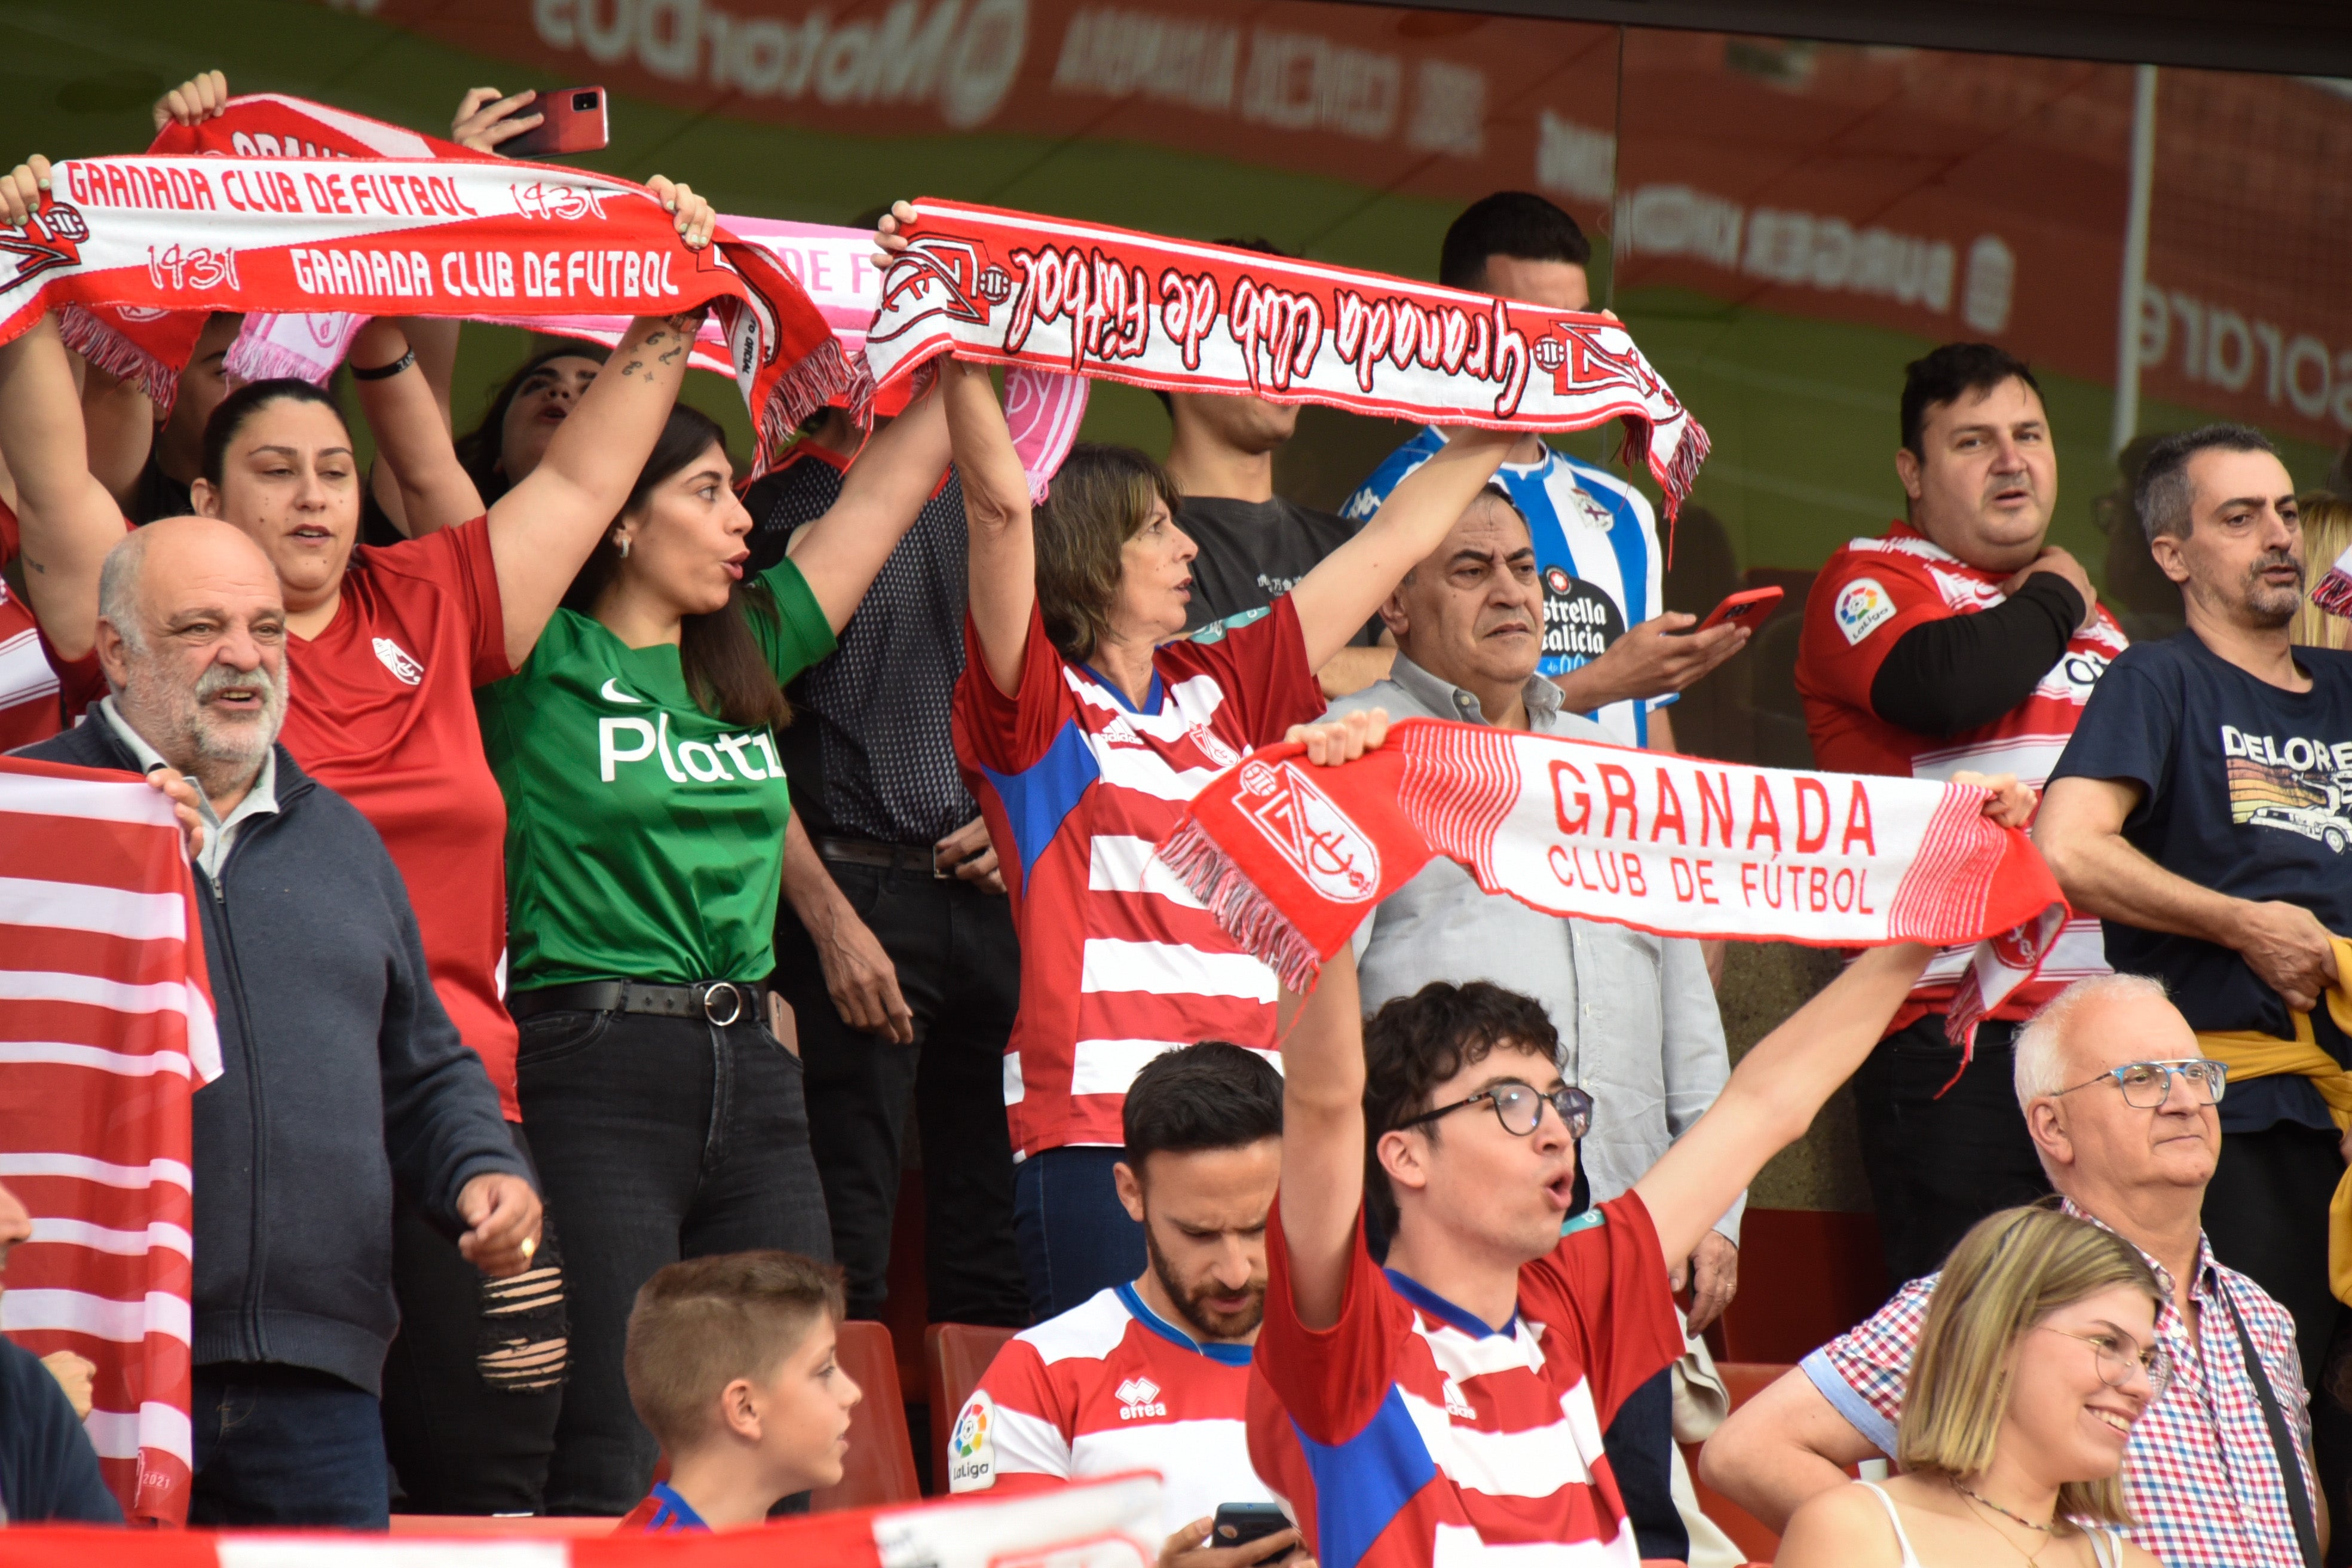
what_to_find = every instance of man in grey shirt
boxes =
[1325,482,1739,1564]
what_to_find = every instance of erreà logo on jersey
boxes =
[947,1391,996,1487]
[1234,760,1380,904]
[1115,1376,1166,1421]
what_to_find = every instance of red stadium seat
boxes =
[812,1319,923,1510]
[1683,1361,1803,1565]
[926,1322,1019,1494]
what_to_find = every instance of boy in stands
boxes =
[951,1043,1303,1567]
[620,1252,862,1532]
[1251,712,2034,1568]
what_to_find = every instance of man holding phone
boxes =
[1794,342,2127,1288]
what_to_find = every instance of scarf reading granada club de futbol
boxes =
[1154,718,2069,1049]
[3,93,855,470]
[864,198,1711,517]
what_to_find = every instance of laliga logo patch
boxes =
[1235,760,1381,904]
[372,636,424,686]
[948,1391,996,1485]
[1834,577,1897,646]
[0,198,88,289]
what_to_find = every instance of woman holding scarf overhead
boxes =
[471,384,953,1514]
[883,205,1521,1316]
[0,151,719,1515]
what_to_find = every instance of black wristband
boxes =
[350,348,416,382]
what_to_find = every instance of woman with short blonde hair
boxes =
[1777,1205,2168,1566]
[2290,494,2352,651]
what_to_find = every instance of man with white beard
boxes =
[14,517,538,1529]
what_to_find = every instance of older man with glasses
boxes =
[1700,973,2323,1568]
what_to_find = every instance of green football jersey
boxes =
[478,559,836,990]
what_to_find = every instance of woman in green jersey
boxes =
[474,386,953,1514]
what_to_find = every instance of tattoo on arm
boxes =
[657,340,686,366]
[620,359,645,379]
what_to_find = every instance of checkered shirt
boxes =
[1804,1201,2316,1567]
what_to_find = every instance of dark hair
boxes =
[1122,1042,1285,1167]
[200,378,349,485]
[454,340,612,506]
[1361,981,1560,1233]
[1035,442,1183,663]
[1156,238,1291,416]
[1898,343,2043,460]
[563,404,793,730]
[2136,423,2280,543]
[1439,192,1591,292]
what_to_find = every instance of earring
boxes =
[615,532,631,560]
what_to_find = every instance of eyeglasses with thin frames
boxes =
[2054,1058,2227,1110]
[2034,1324,2175,1405]
[1396,1080,1595,1140]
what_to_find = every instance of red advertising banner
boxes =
[320,0,2352,445]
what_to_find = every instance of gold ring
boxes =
[521,1236,538,1261]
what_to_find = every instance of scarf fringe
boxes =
[1155,816,1326,994]
[223,333,342,388]
[2314,565,2352,619]
[753,335,865,477]
[57,306,180,412]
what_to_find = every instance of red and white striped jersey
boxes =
[1796,520,2125,1024]
[948,1282,1269,1538]
[0,757,220,1525]
[952,599,1322,1157]
[1248,1195,1685,1568]
[0,499,67,751]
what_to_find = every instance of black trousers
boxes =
[774,858,1028,1327]
[1852,1014,2053,1290]
[381,1120,566,1514]
[516,1005,832,1515]
[2203,1120,2352,1566]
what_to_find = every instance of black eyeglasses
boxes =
[2056,1059,2228,1109]
[1398,1080,1594,1140]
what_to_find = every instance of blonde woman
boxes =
[2290,493,2352,651]
[1776,1206,2166,1567]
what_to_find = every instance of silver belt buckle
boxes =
[700,981,745,1026]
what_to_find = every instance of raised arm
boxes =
[350,317,488,542]
[1277,941,1368,1332]
[1288,424,1515,669]
[1635,940,1931,1269]
[2037,773,2341,1012]
[941,358,1036,696]
[480,179,716,669]
[363,318,464,540]
[785,384,949,631]
[0,303,124,659]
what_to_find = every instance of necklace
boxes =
[1953,1480,2055,1536]
[1952,1477,2053,1567]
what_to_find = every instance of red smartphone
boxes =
[1692,584,1784,633]
[500,88,610,158]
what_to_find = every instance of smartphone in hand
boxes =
[1212,1502,1297,1562]
[501,87,610,158]
[1688,584,1783,634]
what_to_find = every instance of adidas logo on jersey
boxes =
[1116,1376,1168,1421]
[1441,1377,1477,1420]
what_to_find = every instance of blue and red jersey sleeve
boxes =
[1515,1193,1686,1432]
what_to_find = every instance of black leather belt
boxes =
[509,979,768,1027]
[816,835,943,877]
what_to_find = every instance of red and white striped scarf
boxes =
[865,198,1711,516]
[1157,719,2068,1044]
[0,758,219,1525]
[4,94,855,471]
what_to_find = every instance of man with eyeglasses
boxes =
[1701,973,2322,1568]
[1322,484,1739,1562]
[2038,423,2352,1543]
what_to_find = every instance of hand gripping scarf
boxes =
[4,94,856,470]
[864,198,1711,517]
[1155,718,2069,1047]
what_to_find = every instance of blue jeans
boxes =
[1013,1146,1145,1319]
[190,1363,388,1528]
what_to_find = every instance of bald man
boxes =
[13,517,537,1528]
[1699,976,2319,1568]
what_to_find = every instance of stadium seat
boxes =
[1682,1362,1802,1564]
[813,1319,923,1510]
[926,1322,1018,1494]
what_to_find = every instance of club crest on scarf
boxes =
[1234,759,1382,905]
[0,195,87,288]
